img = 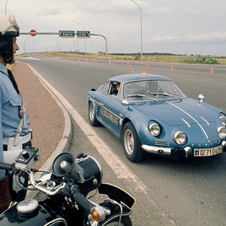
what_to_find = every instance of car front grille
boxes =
[155,141,170,146]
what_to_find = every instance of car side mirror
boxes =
[122,100,129,106]
[198,94,205,102]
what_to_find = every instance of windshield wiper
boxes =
[127,94,146,98]
[148,92,172,96]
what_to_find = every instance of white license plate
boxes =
[194,146,223,157]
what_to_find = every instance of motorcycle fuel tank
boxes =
[0,199,67,226]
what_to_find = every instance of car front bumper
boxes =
[142,140,226,158]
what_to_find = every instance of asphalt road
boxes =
[17,53,226,226]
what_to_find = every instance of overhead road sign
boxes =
[59,30,75,38]
[77,31,90,38]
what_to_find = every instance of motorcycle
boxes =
[0,147,135,225]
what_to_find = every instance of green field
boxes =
[18,52,226,65]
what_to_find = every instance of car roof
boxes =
[109,73,171,84]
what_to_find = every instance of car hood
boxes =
[133,98,217,126]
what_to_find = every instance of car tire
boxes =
[122,122,144,162]
[88,101,100,126]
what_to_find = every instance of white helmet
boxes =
[0,14,20,63]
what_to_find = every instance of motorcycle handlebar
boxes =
[29,170,66,196]
[0,161,66,196]
[0,162,14,171]
[70,184,95,211]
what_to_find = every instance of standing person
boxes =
[0,14,32,212]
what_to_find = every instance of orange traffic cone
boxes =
[171,65,174,70]
[72,58,74,62]
[127,60,130,66]
[210,67,214,74]
[60,57,62,60]
[147,61,150,68]
[94,59,97,64]
[78,58,80,62]
[86,58,88,63]
[109,59,111,65]
[68,58,70,61]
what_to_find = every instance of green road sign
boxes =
[59,30,75,38]
[77,31,90,38]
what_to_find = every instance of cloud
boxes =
[149,31,226,45]
[150,35,181,43]
[71,0,132,15]
[155,5,178,14]
[182,7,201,14]
[35,7,63,16]
[187,32,226,45]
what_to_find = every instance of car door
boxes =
[97,81,123,138]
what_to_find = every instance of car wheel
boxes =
[88,101,100,126]
[122,122,144,162]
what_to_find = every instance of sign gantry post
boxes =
[20,30,108,58]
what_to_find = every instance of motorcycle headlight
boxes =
[174,131,187,145]
[149,123,161,137]
[218,126,226,139]
[220,115,226,126]
[52,153,103,196]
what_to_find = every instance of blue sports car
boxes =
[88,73,226,162]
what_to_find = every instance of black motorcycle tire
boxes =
[103,216,132,226]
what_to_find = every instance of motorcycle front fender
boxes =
[98,182,136,209]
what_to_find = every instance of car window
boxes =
[123,80,146,99]
[158,81,186,97]
[123,79,186,101]
[101,81,110,94]
[108,81,121,98]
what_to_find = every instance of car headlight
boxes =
[174,131,187,145]
[149,123,161,137]
[218,126,226,139]
[220,115,226,126]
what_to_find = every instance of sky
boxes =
[1,0,226,56]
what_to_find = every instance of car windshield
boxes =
[123,79,186,102]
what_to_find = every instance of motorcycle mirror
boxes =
[52,152,85,183]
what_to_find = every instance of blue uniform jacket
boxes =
[0,63,31,179]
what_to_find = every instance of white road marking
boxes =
[17,54,40,60]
